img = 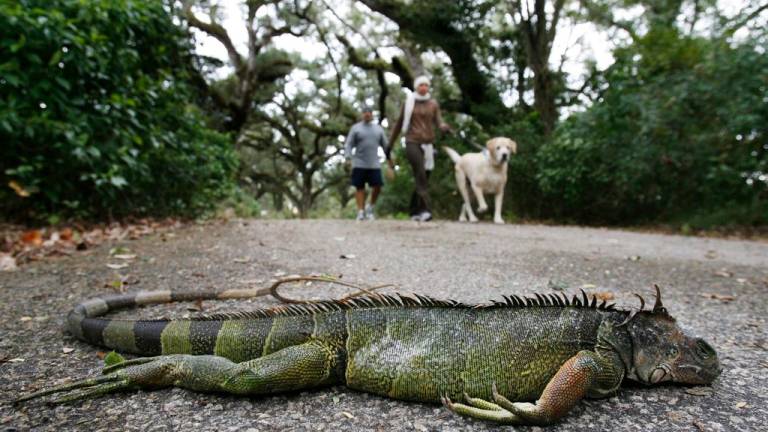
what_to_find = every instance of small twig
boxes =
[268,275,394,304]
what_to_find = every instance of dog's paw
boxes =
[477,205,488,213]
[493,218,505,225]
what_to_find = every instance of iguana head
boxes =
[623,286,721,386]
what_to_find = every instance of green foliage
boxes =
[536,31,768,226]
[103,351,125,367]
[0,0,237,222]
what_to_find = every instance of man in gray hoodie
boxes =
[344,106,393,221]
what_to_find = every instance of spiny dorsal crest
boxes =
[619,284,674,326]
[188,290,617,321]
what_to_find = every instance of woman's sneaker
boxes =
[418,211,432,222]
[356,210,366,221]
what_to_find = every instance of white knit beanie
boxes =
[413,75,431,88]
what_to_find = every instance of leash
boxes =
[452,129,486,152]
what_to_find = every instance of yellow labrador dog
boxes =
[444,137,517,224]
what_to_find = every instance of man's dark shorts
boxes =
[350,168,383,189]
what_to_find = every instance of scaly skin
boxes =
[16,287,722,425]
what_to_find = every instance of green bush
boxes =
[536,31,768,226]
[0,0,237,222]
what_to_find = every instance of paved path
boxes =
[2,220,767,431]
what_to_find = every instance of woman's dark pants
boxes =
[405,141,432,215]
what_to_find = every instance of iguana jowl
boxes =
[16,286,721,425]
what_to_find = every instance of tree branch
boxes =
[723,2,768,36]
[181,1,243,71]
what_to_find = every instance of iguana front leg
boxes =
[16,340,343,404]
[444,350,624,425]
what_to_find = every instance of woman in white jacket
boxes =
[388,76,451,221]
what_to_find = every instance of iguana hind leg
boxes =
[16,340,343,404]
[444,350,623,425]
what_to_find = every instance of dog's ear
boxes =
[486,138,497,158]
[507,139,518,154]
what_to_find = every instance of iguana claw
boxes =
[102,356,156,374]
[15,354,194,405]
[15,374,130,405]
[441,388,521,424]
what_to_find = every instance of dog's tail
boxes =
[443,146,461,164]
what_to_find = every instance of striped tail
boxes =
[65,287,306,361]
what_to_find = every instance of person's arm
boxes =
[344,125,357,161]
[388,104,405,145]
[434,100,451,133]
[379,126,394,167]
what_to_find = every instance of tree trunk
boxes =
[530,61,557,135]
[272,192,284,212]
[359,0,510,127]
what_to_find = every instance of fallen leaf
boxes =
[340,411,355,419]
[107,227,127,241]
[594,291,615,301]
[685,387,713,397]
[109,246,132,256]
[106,279,124,290]
[736,278,747,284]
[96,351,107,360]
[8,180,31,197]
[19,316,32,322]
[8,358,25,363]
[713,269,732,278]
[626,255,641,261]
[42,232,59,247]
[233,257,250,264]
[106,263,129,270]
[692,420,706,432]
[113,254,137,260]
[20,230,43,247]
[581,284,596,289]
[59,227,74,241]
[735,402,748,409]
[701,293,736,303]
[340,254,356,259]
[62,347,74,354]
[0,253,17,272]
[187,299,205,312]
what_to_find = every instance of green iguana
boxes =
[16,285,721,425]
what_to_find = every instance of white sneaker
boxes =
[364,204,375,220]
[356,210,365,221]
[418,211,432,222]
